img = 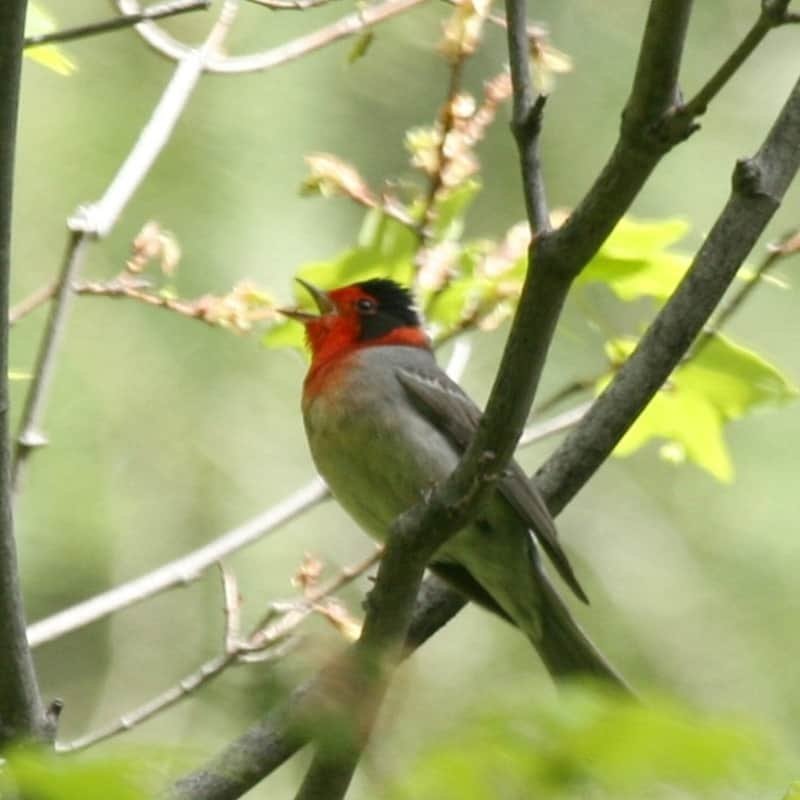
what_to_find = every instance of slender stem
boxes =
[505,0,549,233]
[519,401,592,447]
[8,281,57,326]
[167,574,465,800]
[692,227,800,357]
[12,232,90,490]
[27,477,328,648]
[57,548,380,753]
[679,0,794,119]
[0,0,48,745]
[23,0,210,48]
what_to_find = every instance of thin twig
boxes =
[677,0,797,120]
[57,549,381,753]
[8,281,57,326]
[27,477,329,648]
[505,0,549,233]
[12,232,90,491]
[418,56,468,239]
[117,0,430,73]
[167,574,466,800]
[23,0,211,48]
[13,0,241,495]
[692,225,800,357]
[0,0,49,745]
[519,401,592,447]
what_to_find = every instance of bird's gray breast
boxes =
[303,346,458,540]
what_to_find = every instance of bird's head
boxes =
[280,278,429,364]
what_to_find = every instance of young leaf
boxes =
[578,217,691,302]
[604,335,798,481]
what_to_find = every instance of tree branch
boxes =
[0,0,48,745]
[537,70,800,514]
[58,549,380,753]
[23,0,210,48]
[27,477,328,648]
[537,0,694,281]
[167,574,465,800]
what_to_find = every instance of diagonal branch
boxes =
[0,0,48,745]
[678,0,798,120]
[23,0,210,48]
[537,70,800,515]
[167,574,466,800]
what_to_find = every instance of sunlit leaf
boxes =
[2,747,151,800]
[605,334,798,481]
[578,217,691,301]
[24,4,77,76]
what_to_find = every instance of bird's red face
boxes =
[281,279,429,370]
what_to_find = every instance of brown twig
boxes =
[56,549,381,753]
[72,277,277,332]
[8,281,57,326]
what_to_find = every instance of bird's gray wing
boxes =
[397,367,588,604]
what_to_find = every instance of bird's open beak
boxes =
[278,278,335,322]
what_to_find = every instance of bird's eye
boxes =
[356,298,377,314]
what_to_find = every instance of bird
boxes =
[281,277,625,687]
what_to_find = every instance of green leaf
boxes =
[24,4,77,76]
[605,334,798,482]
[2,747,151,800]
[578,217,691,301]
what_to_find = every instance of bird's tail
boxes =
[534,570,631,692]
